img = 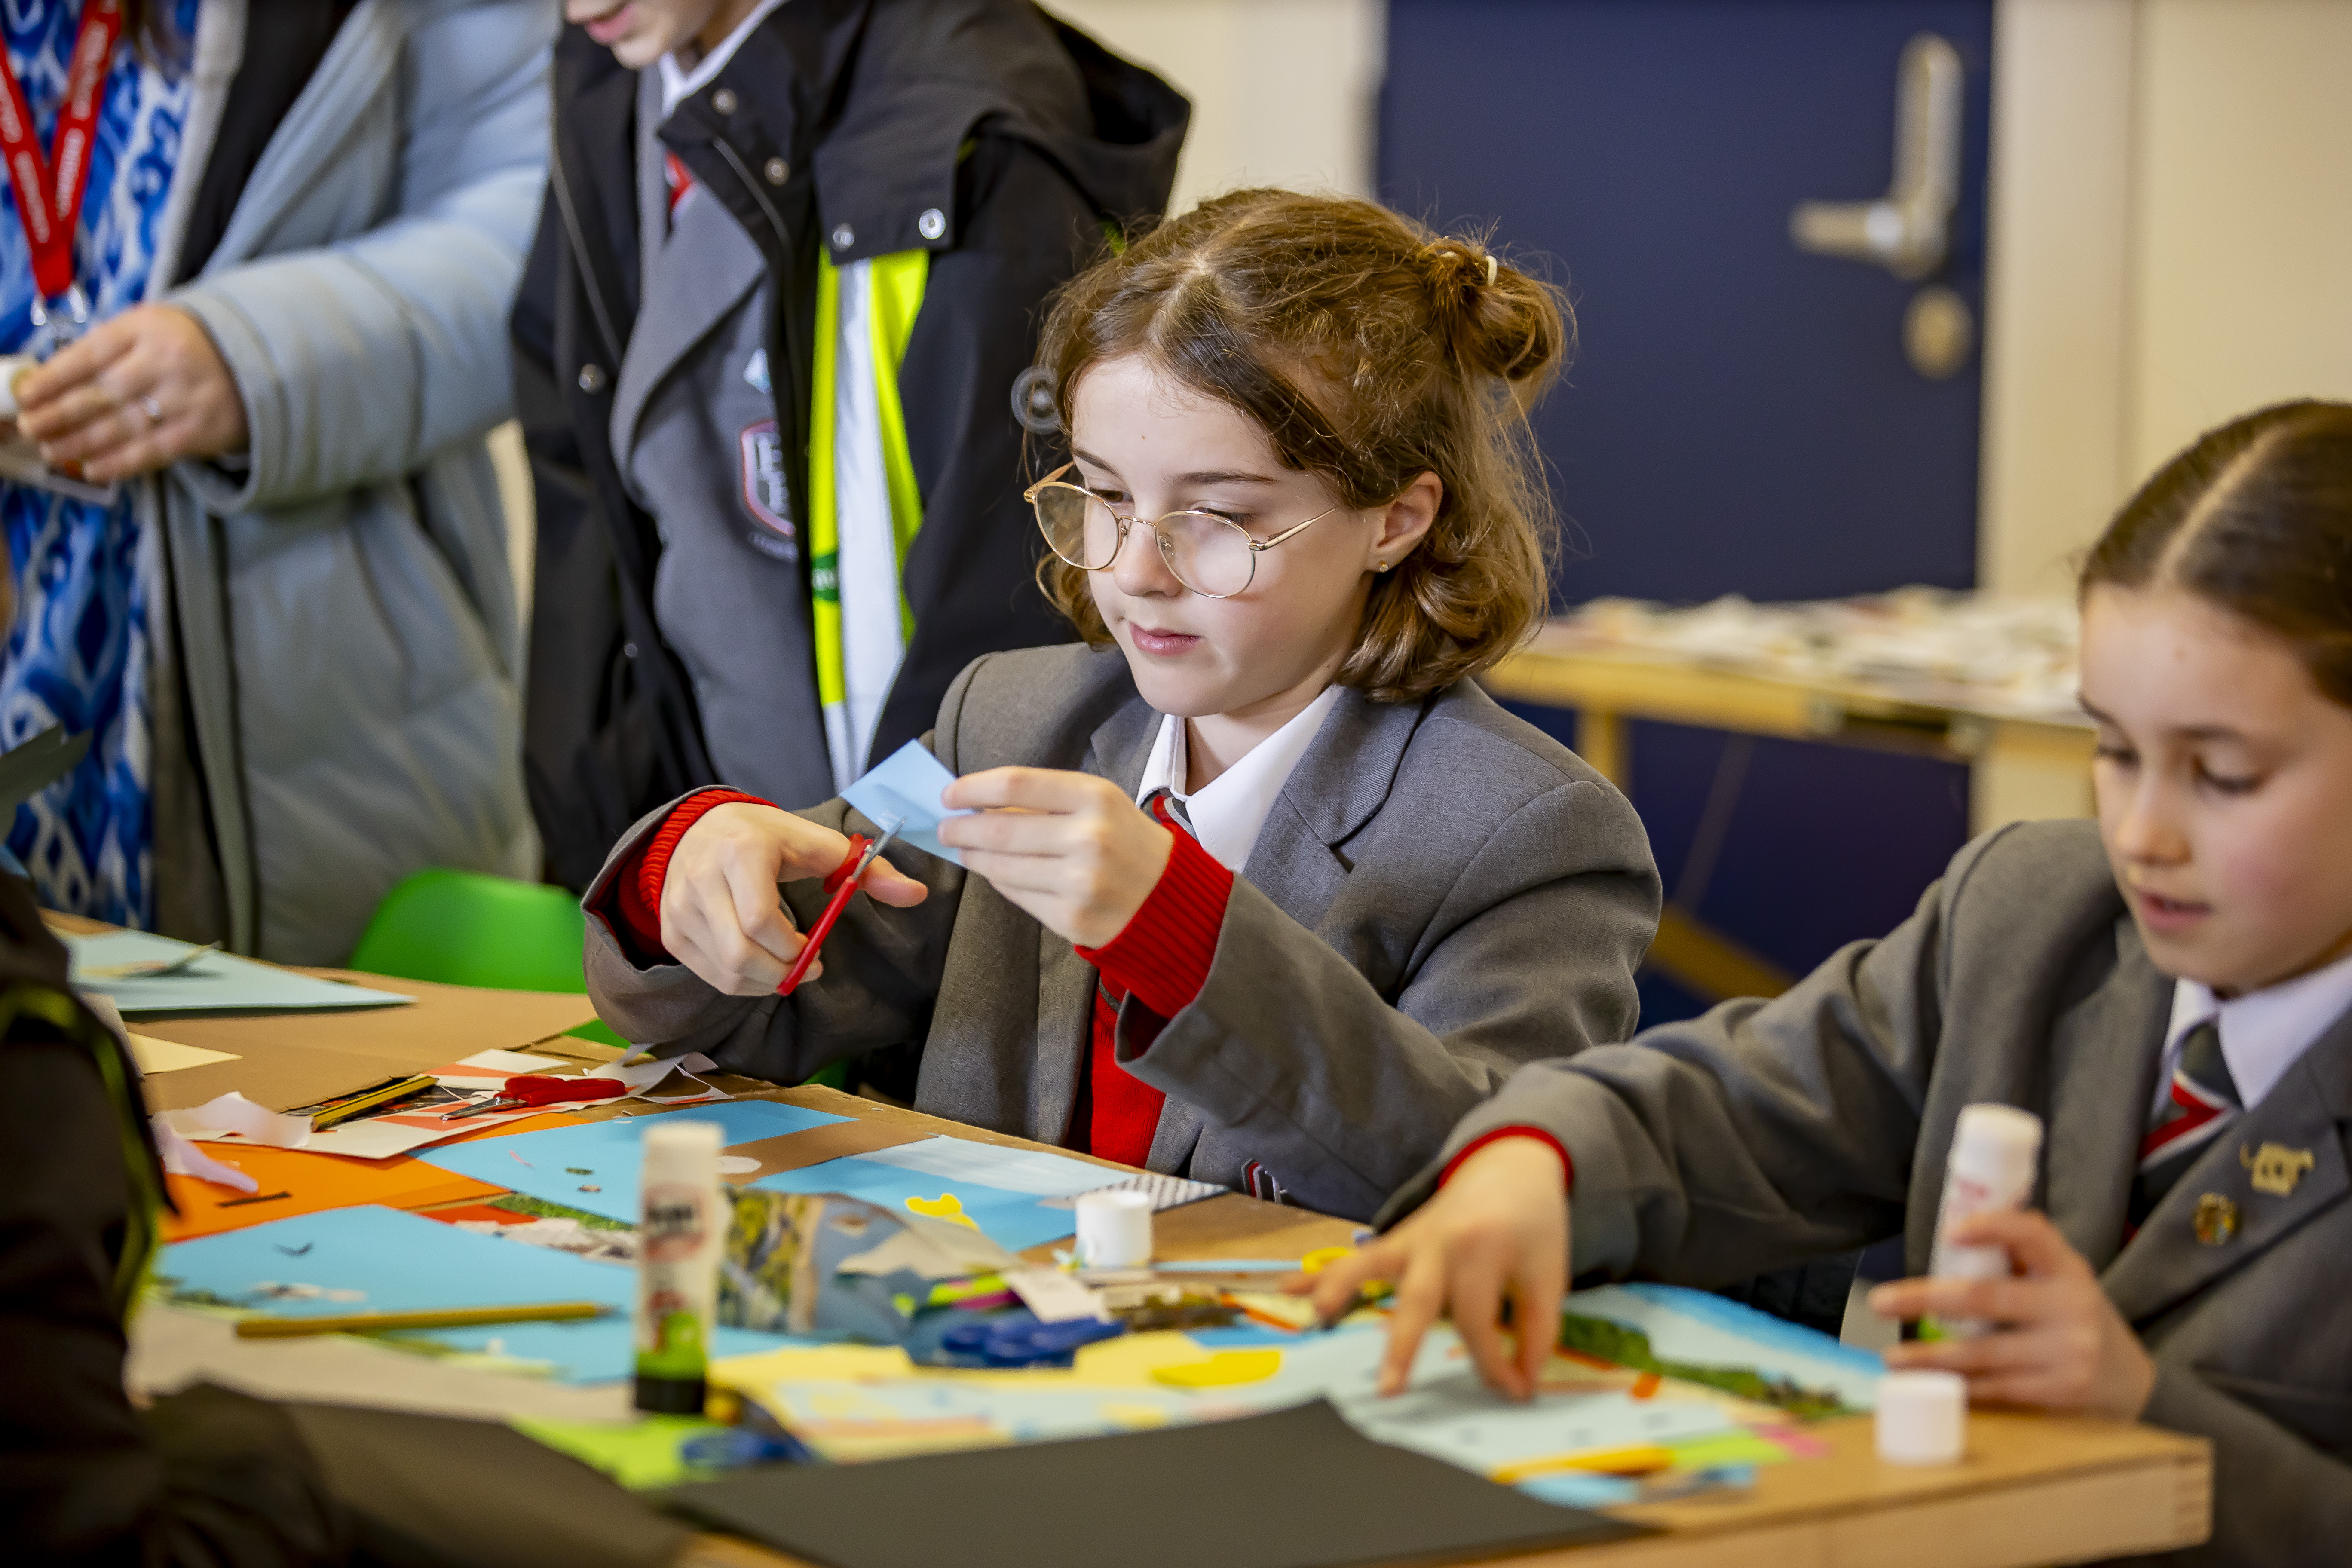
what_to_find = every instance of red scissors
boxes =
[777,820,902,996]
[439,1075,627,1121]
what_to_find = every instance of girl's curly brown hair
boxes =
[1033,187,1571,702]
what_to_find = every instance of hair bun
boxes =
[1420,238,1569,389]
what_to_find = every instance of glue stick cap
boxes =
[643,1118,723,1159]
[1875,1369,1967,1465]
[1948,1103,2043,1183]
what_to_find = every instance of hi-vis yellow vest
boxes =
[808,248,928,790]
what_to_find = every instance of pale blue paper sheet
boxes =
[67,930,412,1015]
[415,1102,851,1224]
[156,1204,798,1383]
[854,1136,1124,1198]
[841,739,969,865]
[746,1153,1079,1251]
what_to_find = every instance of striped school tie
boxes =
[1141,787,1195,837]
[2130,1018,2239,1224]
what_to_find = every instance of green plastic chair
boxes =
[348,867,630,1050]
[349,867,849,1082]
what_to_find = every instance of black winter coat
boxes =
[513,0,1187,889]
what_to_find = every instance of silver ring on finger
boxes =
[138,395,165,425]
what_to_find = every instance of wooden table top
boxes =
[83,919,2209,1567]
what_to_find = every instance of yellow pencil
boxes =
[1493,1444,1679,1484]
[233,1301,608,1338]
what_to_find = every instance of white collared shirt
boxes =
[658,0,792,119]
[1133,685,1345,873]
[2156,946,2352,1117]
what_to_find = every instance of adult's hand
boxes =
[660,802,927,995]
[936,767,1173,949]
[1871,1209,2156,1419]
[1293,1136,1571,1400]
[14,305,249,483]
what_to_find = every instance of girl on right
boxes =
[1312,400,2352,1566]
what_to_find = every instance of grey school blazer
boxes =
[1391,818,2350,1567]
[584,643,1661,1220]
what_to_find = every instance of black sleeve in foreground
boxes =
[0,1032,341,1568]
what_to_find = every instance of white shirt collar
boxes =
[1134,684,1345,873]
[658,0,791,120]
[2159,945,2352,1115]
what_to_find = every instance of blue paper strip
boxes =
[841,739,970,865]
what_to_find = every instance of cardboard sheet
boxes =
[666,1399,1645,1568]
[129,978,608,1115]
[718,1119,931,1183]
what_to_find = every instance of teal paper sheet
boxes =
[156,1205,797,1383]
[67,930,412,1014]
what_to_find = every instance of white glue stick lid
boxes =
[1074,1187,1153,1268]
[1948,1103,2043,1184]
[1876,1369,1968,1465]
[642,1117,723,1171]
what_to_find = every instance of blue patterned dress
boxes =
[0,0,201,926]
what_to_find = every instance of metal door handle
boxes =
[1790,34,1963,279]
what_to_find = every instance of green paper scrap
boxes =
[510,1415,728,1491]
[1557,1314,1850,1419]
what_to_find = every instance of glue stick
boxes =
[1922,1103,2043,1340]
[634,1119,724,1413]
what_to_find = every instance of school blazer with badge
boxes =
[582,643,1664,1223]
[513,0,1188,890]
[1392,819,2352,1567]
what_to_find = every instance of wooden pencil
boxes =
[233,1301,608,1338]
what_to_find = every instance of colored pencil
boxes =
[233,1301,608,1338]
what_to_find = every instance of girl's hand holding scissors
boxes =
[664,803,927,995]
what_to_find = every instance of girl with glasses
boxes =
[580,188,1662,1219]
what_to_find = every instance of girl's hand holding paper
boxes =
[664,803,928,995]
[937,767,1173,948]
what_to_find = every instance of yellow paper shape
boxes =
[905,1192,979,1229]
[130,1032,239,1074]
[1152,1350,1283,1388]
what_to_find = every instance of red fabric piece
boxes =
[1439,1127,1576,1193]
[1068,799,1235,1166]
[604,788,771,963]
[663,150,695,218]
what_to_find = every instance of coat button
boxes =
[831,223,854,250]
[712,88,738,114]
[623,641,639,660]
[764,156,789,185]
[577,363,607,394]
[917,207,946,240]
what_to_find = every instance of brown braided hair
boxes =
[1034,188,1571,703]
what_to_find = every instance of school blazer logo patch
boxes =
[739,419,795,543]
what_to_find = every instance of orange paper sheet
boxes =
[161,1113,576,1240]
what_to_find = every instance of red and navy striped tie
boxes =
[2130,1018,2238,1224]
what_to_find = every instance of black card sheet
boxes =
[666,1398,1649,1568]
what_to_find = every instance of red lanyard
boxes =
[0,2,126,302]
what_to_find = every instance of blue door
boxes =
[1383,0,1995,1023]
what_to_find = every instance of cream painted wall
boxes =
[1979,0,2352,597]
[1042,0,1385,210]
[2124,0,2352,479]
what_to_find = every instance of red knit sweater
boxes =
[600,789,1233,1166]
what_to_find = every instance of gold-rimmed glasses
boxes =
[1024,462,1340,598]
